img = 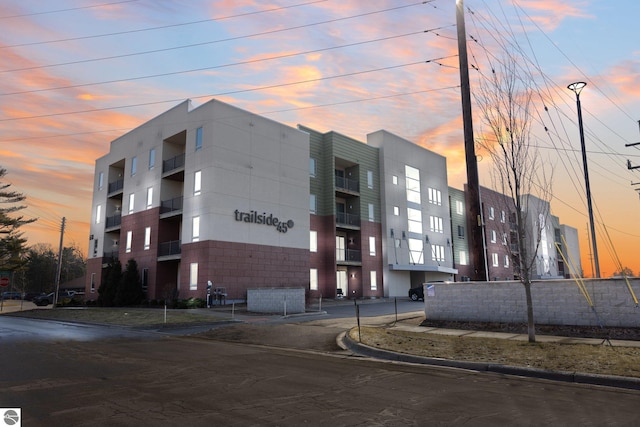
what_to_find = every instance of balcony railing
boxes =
[158,240,181,256]
[102,251,119,263]
[335,175,359,193]
[108,179,124,194]
[163,153,185,174]
[336,249,361,262]
[105,213,122,228]
[160,196,183,214]
[336,212,360,227]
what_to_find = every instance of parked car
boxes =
[408,281,447,301]
[1,291,22,300]
[23,292,43,301]
[33,291,76,306]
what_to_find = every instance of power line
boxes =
[0,0,139,19]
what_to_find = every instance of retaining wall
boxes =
[247,287,306,314]
[424,278,640,327]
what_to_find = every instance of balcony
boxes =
[336,249,361,264]
[101,251,119,266]
[105,213,122,229]
[163,154,185,175]
[158,240,181,257]
[335,175,359,194]
[108,179,124,195]
[160,196,183,216]
[336,212,360,228]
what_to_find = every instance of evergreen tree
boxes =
[0,167,36,271]
[98,260,122,307]
[116,259,143,306]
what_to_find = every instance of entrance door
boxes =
[336,269,347,297]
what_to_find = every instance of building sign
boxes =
[234,210,294,233]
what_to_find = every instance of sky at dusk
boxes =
[1,0,639,277]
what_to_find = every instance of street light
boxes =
[567,82,600,278]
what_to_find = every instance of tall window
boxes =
[408,238,424,264]
[90,273,96,293]
[489,207,495,220]
[393,206,399,216]
[195,127,203,151]
[192,216,200,242]
[310,194,316,214]
[146,187,153,209]
[392,175,398,185]
[144,227,151,250]
[310,231,317,252]
[368,203,374,222]
[95,204,101,224]
[128,193,135,214]
[457,225,465,238]
[190,263,198,290]
[405,165,421,204]
[367,170,373,189]
[194,171,202,196]
[98,172,104,190]
[492,253,499,267]
[490,229,497,243]
[504,255,510,268]
[309,158,316,177]
[428,188,441,205]
[310,269,318,291]
[501,210,506,223]
[126,231,132,253]
[370,271,377,290]
[459,250,468,265]
[369,236,376,256]
[407,208,422,233]
[455,200,464,215]
[131,156,137,176]
[431,244,445,262]
[149,148,156,170]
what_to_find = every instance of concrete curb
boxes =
[341,332,640,391]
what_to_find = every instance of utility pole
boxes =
[53,217,66,307]
[457,0,487,281]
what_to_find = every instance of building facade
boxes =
[86,99,311,301]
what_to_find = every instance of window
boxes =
[395,238,401,248]
[195,127,203,151]
[192,216,200,242]
[128,193,135,214]
[131,156,137,176]
[492,253,499,267]
[369,236,376,256]
[405,165,421,204]
[142,268,149,294]
[457,225,465,238]
[459,250,468,265]
[310,231,317,252]
[146,187,153,209]
[95,204,101,224]
[190,263,198,290]
[194,171,202,196]
[90,273,96,293]
[393,206,399,216]
[392,175,398,185]
[309,158,316,177]
[489,207,495,220]
[144,227,151,250]
[98,172,104,190]
[408,238,424,264]
[93,239,98,257]
[126,231,132,253]
[407,207,422,234]
[370,271,377,291]
[367,170,373,189]
[310,194,316,214]
[502,233,508,245]
[491,230,497,243]
[501,210,506,223]
[455,200,464,215]
[149,148,156,170]
[431,244,445,262]
[504,255,510,268]
[429,216,443,233]
[310,269,318,291]
[428,188,441,206]
[368,203,374,222]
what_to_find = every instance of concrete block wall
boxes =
[424,278,640,327]
[247,287,306,314]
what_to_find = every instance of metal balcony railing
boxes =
[336,249,361,262]
[163,153,185,173]
[335,175,359,193]
[105,214,122,228]
[336,212,360,227]
[160,196,183,214]
[158,240,181,256]
[108,179,124,193]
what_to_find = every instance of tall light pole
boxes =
[567,82,600,278]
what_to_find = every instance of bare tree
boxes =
[475,57,553,343]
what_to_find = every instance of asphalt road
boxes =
[1,313,640,426]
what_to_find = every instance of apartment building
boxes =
[86,99,311,301]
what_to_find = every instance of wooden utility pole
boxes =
[457,0,487,281]
[53,217,66,307]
